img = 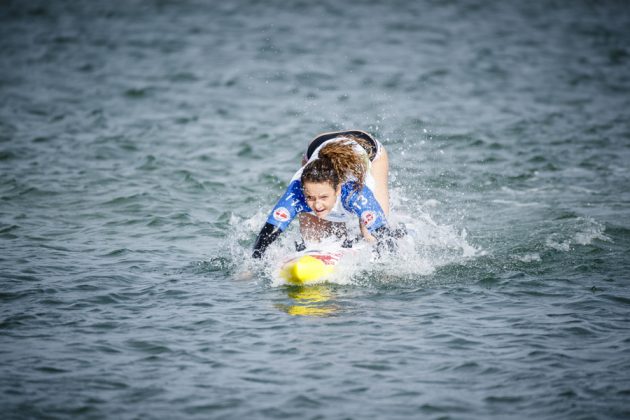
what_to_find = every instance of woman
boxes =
[252,130,395,259]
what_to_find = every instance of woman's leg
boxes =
[370,145,390,216]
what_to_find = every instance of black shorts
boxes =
[305,130,381,162]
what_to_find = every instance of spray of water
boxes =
[225,184,483,287]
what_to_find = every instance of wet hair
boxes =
[301,134,372,192]
[301,158,340,189]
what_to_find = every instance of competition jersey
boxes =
[265,178,387,232]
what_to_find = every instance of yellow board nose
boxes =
[282,255,334,284]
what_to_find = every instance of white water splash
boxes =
[515,253,542,263]
[225,188,484,286]
[545,217,610,252]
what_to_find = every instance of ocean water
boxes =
[1,0,630,419]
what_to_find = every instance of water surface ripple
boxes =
[1,1,629,419]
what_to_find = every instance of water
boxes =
[1,0,629,418]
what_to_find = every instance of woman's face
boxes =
[303,181,340,219]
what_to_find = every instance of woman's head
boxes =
[301,158,340,218]
[300,135,372,218]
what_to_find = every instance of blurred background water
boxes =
[1,0,629,419]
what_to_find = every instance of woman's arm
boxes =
[251,180,306,258]
[252,223,283,258]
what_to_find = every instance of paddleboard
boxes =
[279,250,345,285]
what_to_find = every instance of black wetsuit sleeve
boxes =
[252,222,283,259]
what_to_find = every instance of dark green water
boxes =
[1,0,629,419]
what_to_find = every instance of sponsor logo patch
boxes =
[361,211,376,227]
[273,207,290,222]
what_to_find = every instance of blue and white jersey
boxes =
[265,178,387,233]
[265,137,387,232]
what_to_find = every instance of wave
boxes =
[545,217,610,252]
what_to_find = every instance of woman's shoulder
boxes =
[289,166,305,182]
[340,181,372,203]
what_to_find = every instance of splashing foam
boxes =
[545,217,610,252]
[515,253,542,263]
[225,187,483,287]
[368,192,483,283]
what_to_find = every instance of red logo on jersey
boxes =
[361,211,376,227]
[273,207,290,222]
